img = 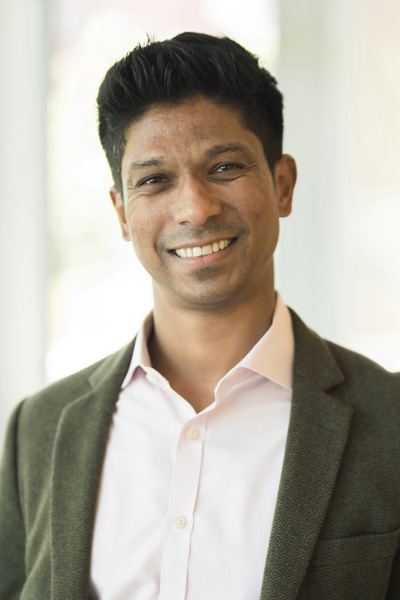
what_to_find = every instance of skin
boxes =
[111,95,297,411]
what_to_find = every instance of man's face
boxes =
[111,95,296,311]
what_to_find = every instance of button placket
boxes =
[159,416,207,599]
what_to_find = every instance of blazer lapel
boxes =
[49,341,135,600]
[260,311,353,600]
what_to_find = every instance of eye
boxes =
[137,175,166,187]
[210,162,245,181]
[215,163,243,173]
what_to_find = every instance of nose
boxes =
[172,177,222,226]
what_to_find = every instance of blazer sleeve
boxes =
[0,402,26,599]
[385,376,400,599]
[386,544,400,599]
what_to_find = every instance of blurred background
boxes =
[1,0,400,448]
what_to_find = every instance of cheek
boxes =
[127,207,165,260]
[249,197,280,245]
[126,203,152,237]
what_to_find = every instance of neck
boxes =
[148,285,276,412]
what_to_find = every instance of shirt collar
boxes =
[121,292,294,391]
[236,292,294,390]
[121,312,154,389]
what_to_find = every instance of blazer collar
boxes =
[260,309,353,600]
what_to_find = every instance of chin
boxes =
[171,280,252,309]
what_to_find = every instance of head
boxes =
[97,32,284,197]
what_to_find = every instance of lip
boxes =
[169,238,237,266]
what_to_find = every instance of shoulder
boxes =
[289,306,400,407]
[325,340,400,418]
[326,339,399,385]
[16,339,136,436]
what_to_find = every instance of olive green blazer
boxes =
[1,310,400,599]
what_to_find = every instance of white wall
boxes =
[0,0,48,446]
[276,0,400,370]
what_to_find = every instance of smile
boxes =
[173,238,234,258]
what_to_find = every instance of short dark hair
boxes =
[97,32,284,195]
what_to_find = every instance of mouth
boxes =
[171,238,235,258]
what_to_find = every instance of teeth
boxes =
[175,239,231,258]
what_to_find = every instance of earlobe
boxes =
[274,155,297,218]
[110,186,131,241]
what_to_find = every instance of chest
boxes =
[89,376,292,599]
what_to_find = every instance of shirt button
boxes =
[146,372,159,384]
[185,427,199,441]
[173,515,187,530]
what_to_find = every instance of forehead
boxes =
[121,96,260,169]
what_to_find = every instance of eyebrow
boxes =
[126,157,165,172]
[205,142,255,159]
[125,142,256,174]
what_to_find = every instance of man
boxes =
[0,32,399,600]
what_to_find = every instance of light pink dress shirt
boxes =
[90,293,294,600]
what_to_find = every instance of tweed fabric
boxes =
[0,310,399,599]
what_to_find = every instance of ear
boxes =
[273,154,297,218]
[110,187,131,241]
